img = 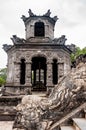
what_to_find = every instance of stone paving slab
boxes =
[0,121,14,130]
[61,126,75,130]
[73,118,86,130]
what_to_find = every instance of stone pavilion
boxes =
[3,9,71,95]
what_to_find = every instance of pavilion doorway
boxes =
[31,56,47,91]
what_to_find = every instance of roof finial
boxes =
[21,15,27,22]
[28,9,35,16]
[43,9,51,17]
[53,16,58,22]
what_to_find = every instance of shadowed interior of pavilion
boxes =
[31,56,47,91]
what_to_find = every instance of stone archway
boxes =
[31,56,47,91]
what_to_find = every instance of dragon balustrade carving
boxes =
[13,61,86,130]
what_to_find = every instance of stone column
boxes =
[26,62,32,87]
[58,63,64,79]
[47,62,53,87]
[14,63,21,85]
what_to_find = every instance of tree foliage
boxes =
[0,68,7,86]
[70,47,86,62]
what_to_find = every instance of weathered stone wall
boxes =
[26,18,54,40]
[6,47,71,88]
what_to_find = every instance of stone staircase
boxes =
[61,126,75,130]
[49,107,86,130]
[50,107,86,130]
[0,121,14,130]
[48,103,86,130]
[0,104,85,130]
[0,95,22,121]
[0,96,22,130]
[60,117,86,130]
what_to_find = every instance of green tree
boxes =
[0,77,6,86]
[82,47,86,54]
[70,47,86,62]
[0,68,7,86]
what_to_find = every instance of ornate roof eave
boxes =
[3,44,13,53]
[3,35,26,53]
[21,9,58,26]
[11,35,26,45]
[11,42,72,54]
[52,35,72,53]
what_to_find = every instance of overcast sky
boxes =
[0,0,86,68]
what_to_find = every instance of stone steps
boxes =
[73,118,86,130]
[0,96,22,121]
[61,118,86,130]
[0,121,14,130]
[0,105,85,130]
[61,126,75,130]
[49,103,86,130]
[0,118,85,130]
[84,108,86,118]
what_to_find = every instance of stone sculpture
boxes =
[43,9,51,17]
[13,61,86,130]
[28,9,35,17]
[53,35,67,45]
[11,35,26,45]
[21,15,27,22]
[3,44,12,52]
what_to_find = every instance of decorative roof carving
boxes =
[67,44,77,53]
[3,44,12,52]
[53,16,58,22]
[53,35,67,45]
[21,9,58,25]
[21,15,28,22]
[28,9,36,17]
[43,9,51,17]
[43,10,58,22]
[11,35,26,45]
